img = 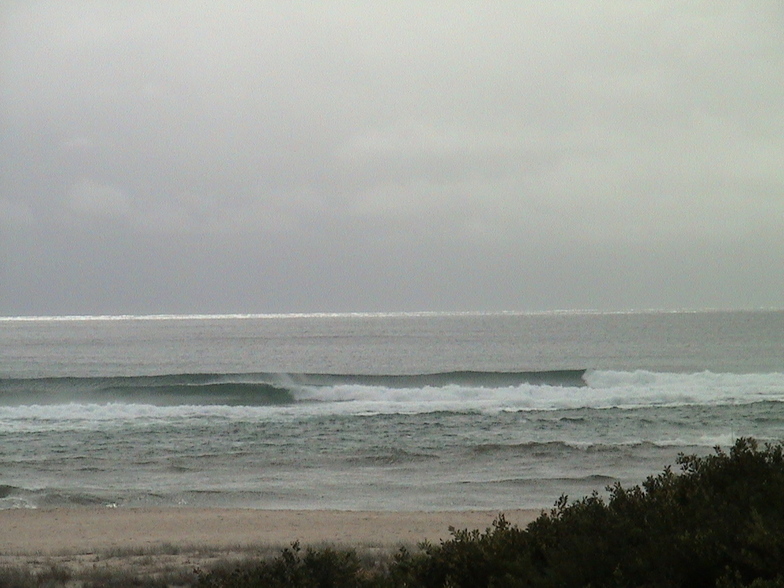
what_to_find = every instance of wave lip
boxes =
[288,369,587,388]
[0,370,586,407]
[0,376,296,407]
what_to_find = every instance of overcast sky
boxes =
[1,2,783,315]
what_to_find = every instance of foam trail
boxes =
[585,370,784,408]
[2,371,784,424]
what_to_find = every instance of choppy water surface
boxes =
[1,311,782,510]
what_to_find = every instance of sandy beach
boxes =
[0,507,540,579]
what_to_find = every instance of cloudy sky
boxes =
[1,2,783,315]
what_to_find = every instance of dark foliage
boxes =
[195,541,378,588]
[196,438,784,588]
[393,437,784,588]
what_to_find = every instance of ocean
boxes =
[1,310,783,511]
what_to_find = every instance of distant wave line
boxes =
[0,311,528,321]
[3,308,778,322]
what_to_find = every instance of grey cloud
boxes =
[2,2,783,314]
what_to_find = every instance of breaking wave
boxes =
[2,370,784,423]
[0,370,585,406]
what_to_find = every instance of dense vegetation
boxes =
[198,438,784,588]
[3,438,784,587]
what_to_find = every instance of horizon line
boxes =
[1,307,781,321]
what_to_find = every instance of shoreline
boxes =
[0,507,542,554]
[0,507,541,577]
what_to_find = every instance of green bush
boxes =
[211,437,784,588]
[195,541,378,588]
[393,437,784,588]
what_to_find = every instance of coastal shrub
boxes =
[195,541,378,588]
[193,438,784,587]
[389,515,529,587]
[0,564,72,588]
[394,437,784,588]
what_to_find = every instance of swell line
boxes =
[0,369,587,407]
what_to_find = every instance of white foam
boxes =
[4,309,754,322]
[0,402,281,432]
[584,370,784,408]
[289,370,784,415]
[2,371,784,430]
[0,311,506,322]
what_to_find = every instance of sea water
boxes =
[1,310,782,511]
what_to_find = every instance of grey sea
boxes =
[1,310,783,511]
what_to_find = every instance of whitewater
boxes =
[1,310,782,510]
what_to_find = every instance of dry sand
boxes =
[0,507,541,579]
